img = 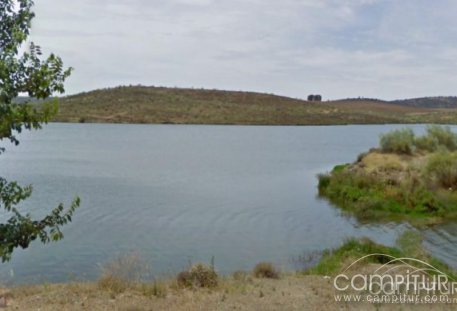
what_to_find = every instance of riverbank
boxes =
[2,236,456,310]
[2,274,338,311]
[8,274,454,310]
[48,86,457,125]
[318,126,457,225]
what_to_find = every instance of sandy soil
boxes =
[2,272,456,311]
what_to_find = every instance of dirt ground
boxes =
[2,273,457,311]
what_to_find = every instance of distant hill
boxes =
[38,85,457,125]
[13,96,52,104]
[390,97,457,109]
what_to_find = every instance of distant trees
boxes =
[307,94,322,102]
[0,0,79,262]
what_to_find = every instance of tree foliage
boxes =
[0,0,78,262]
[307,94,322,102]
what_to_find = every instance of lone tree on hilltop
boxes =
[0,0,79,262]
[307,94,322,102]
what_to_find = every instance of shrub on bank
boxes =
[379,125,457,154]
[98,274,129,294]
[414,135,439,152]
[380,128,415,154]
[97,253,149,293]
[252,262,280,279]
[425,125,457,151]
[317,173,331,193]
[177,263,218,288]
[232,270,250,281]
[425,151,457,188]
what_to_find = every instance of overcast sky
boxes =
[28,0,457,100]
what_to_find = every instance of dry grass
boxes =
[97,253,151,294]
[361,151,406,173]
[3,273,456,310]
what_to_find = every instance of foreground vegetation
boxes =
[46,85,457,125]
[318,125,457,225]
[306,232,456,279]
[0,256,327,310]
[0,0,79,263]
[2,234,455,310]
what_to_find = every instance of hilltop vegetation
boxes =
[46,86,457,125]
[318,125,457,225]
[391,96,457,109]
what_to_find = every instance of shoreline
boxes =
[48,121,457,127]
[2,237,457,310]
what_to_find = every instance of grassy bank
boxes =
[47,86,457,125]
[306,233,456,279]
[2,235,456,310]
[318,125,457,225]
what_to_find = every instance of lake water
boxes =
[0,123,456,284]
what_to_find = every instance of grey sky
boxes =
[29,0,457,100]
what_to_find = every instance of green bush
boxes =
[425,125,457,151]
[332,163,350,172]
[426,152,457,188]
[414,135,438,152]
[380,128,415,154]
[317,173,331,193]
[253,262,280,279]
[379,126,457,154]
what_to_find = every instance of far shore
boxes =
[40,85,457,126]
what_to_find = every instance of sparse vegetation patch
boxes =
[252,262,280,279]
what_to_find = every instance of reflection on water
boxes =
[0,123,455,284]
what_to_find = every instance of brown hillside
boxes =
[52,86,457,125]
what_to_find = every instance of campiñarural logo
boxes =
[333,253,457,304]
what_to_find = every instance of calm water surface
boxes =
[0,123,456,284]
